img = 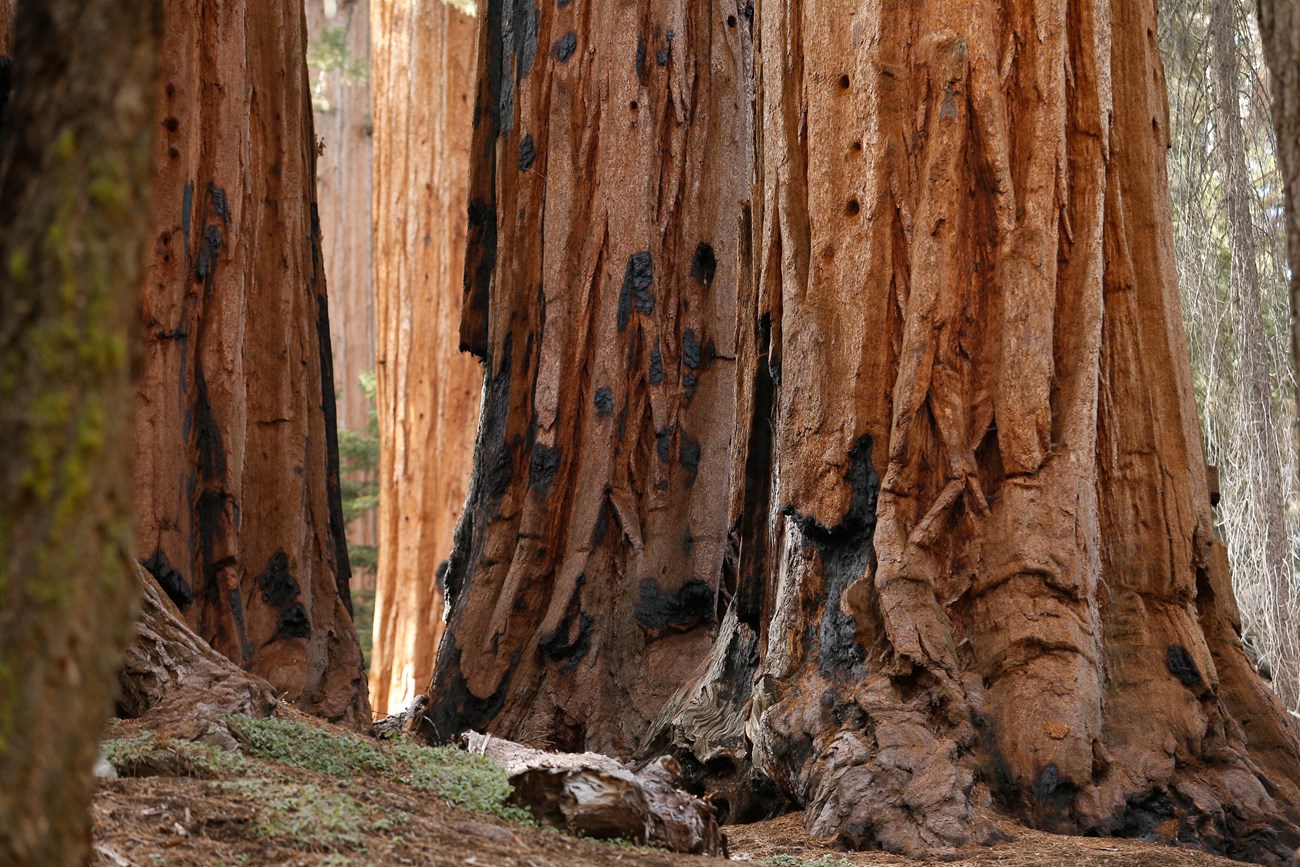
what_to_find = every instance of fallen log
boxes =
[463,731,723,855]
[116,563,276,745]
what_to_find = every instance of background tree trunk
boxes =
[370,0,482,717]
[133,0,370,727]
[1258,0,1300,423]
[1209,0,1297,709]
[428,0,754,752]
[0,1,160,862]
[306,0,379,586]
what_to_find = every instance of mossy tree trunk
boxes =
[133,0,370,727]
[0,1,161,863]
[369,0,482,717]
[433,0,1300,863]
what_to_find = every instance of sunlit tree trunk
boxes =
[1258,0,1300,423]
[434,0,1300,862]
[1210,0,1297,709]
[370,0,482,717]
[133,0,370,727]
[306,0,379,581]
[0,1,160,862]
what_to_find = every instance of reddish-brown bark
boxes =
[433,0,1300,862]
[0,1,160,862]
[429,0,753,751]
[368,0,481,716]
[134,0,370,727]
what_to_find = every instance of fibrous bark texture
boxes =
[428,0,754,752]
[369,0,481,716]
[434,0,1300,862]
[134,0,370,727]
[1258,0,1300,417]
[306,0,379,578]
[731,0,1300,861]
[0,1,160,862]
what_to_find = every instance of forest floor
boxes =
[90,708,1250,867]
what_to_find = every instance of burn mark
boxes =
[635,579,715,631]
[594,386,614,417]
[481,337,515,500]
[257,552,300,607]
[683,372,698,400]
[649,341,665,385]
[465,198,498,355]
[691,242,717,285]
[538,574,594,669]
[656,426,673,463]
[618,252,654,331]
[195,225,223,283]
[529,442,560,500]
[140,549,193,611]
[781,435,878,677]
[210,183,230,223]
[313,227,355,612]
[636,35,647,81]
[511,0,539,80]
[181,181,195,248]
[680,433,701,484]
[683,330,702,369]
[518,133,536,171]
[1167,644,1204,689]
[552,31,577,63]
[428,635,519,740]
[257,551,312,640]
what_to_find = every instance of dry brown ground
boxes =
[92,775,1255,867]
[89,712,1256,867]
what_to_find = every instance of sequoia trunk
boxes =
[134,0,370,726]
[434,0,1300,862]
[0,1,160,862]
[368,0,481,716]
[428,0,754,751]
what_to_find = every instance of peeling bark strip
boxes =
[134,0,369,726]
[432,0,754,755]
[433,0,1300,863]
[369,0,481,717]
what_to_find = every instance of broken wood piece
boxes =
[461,732,722,854]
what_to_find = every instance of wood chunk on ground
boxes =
[463,731,722,855]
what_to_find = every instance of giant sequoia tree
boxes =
[369,0,481,716]
[0,1,160,862]
[133,0,369,726]
[431,0,1300,862]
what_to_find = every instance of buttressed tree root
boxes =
[429,0,1300,863]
